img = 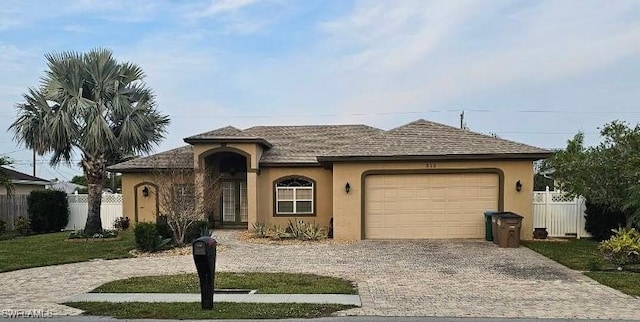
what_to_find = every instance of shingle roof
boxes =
[108,119,552,171]
[183,126,272,147]
[1,167,50,184]
[108,146,193,172]
[243,125,383,164]
[318,119,551,161]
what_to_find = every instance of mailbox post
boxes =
[192,236,217,310]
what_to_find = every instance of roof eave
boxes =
[107,166,194,173]
[183,137,273,149]
[13,179,51,185]
[317,152,553,163]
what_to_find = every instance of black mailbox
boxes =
[192,236,217,310]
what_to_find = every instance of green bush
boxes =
[252,222,268,238]
[14,216,31,236]
[184,220,210,244]
[584,202,627,241]
[155,215,173,241]
[134,222,171,252]
[304,222,328,240]
[599,228,640,266]
[27,190,69,234]
[0,218,6,234]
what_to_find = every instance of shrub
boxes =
[269,224,290,239]
[27,190,69,234]
[0,218,6,234]
[304,222,328,240]
[155,215,173,241]
[252,222,268,238]
[113,217,130,231]
[599,228,640,266]
[287,219,306,239]
[14,216,31,236]
[134,222,171,252]
[584,202,627,241]
[184,220,210,244]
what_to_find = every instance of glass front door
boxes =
[222,181,248,224]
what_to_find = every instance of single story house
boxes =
[109,119,552,240]
[0,167,50,195]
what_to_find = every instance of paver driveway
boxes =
[1,231,639,319]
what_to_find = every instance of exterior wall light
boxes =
[345,182,351,193]
[142,186,150,197]
[515,180,522,192]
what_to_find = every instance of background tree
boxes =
[10,48,169,234]
[0,157,14,195]
[547,121,640,228]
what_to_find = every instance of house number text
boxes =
[425,163,437,168]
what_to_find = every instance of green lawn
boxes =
[66,302,355,319]
[521,239,603,271]
[584,271,640,296]
[523,239,640,297]
[0,231,134,272]
[92,272,358,294]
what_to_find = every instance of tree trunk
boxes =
[83,156,106,235]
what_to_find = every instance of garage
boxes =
[364,172,500,239]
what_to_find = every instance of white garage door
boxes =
[364,173,499,239]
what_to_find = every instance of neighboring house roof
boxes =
[318,119,551,161]
[1,167,50,185]
[48,181,87,194]
[108,119,552,172]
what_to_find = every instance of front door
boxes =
[222,181,248,225]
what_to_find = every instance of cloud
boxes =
[200,0,261,16]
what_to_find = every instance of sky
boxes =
[1,0,640,180]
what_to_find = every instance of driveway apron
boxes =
[0,231,638,319]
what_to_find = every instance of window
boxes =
[275,177,314,215]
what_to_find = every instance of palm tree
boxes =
[0,157,13,195]
[10,48,170,234]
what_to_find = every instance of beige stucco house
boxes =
[109,119,551,240]
[0,167,50,195]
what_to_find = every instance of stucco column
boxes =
[194,168,207,220]
[247,171,258,226]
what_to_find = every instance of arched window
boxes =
[275,177,314,215]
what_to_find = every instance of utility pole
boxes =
[460,110,465,129]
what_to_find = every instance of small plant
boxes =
[598,227,640,266]
[113,217,131,231]
[0,218,6,234]
[134,222,172,252]
[184,220,210,244]
[14,216,31,236]
[304,222,328,240]
[270,224,290,239]
[252,222,268,238]
[287,219,307,239]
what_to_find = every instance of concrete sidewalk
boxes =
[67,293,362,306]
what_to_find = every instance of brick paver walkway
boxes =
[1,231,639,319]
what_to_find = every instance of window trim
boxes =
[273,175,316,216]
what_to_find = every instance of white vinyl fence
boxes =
[66,193,123,230]
[533,187,590,238]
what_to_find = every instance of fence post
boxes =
[544,186,550,230]
[576,196,581,239]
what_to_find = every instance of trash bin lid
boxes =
[484,210,499,216]
[492,211,523,219]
